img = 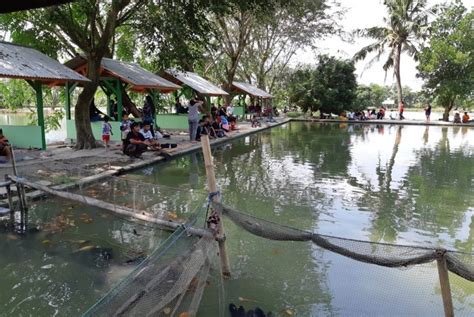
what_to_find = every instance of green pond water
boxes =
[1,121,474,316]
[128,122,474,316]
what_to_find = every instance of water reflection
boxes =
[130,122,474,315]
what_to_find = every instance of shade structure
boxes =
[161,69,228,97]
[65,56,181,93]
[0,42,90,85]
[0,0,74,13]
[231,81,272,99]
[0,42,89,150]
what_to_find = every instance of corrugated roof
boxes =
[162,69,228,96]
[0,42,90,84]
[66,56,181,92]
[232,81,272,99]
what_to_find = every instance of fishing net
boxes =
[84,226,221,317]
[218,203,474,280]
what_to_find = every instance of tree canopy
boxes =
[289,55,357,114]
[416,1,474,121]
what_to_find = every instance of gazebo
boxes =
[0,42,89,149]
[65,56,181,141]
[158,69,229,129]
[229,81,273,116]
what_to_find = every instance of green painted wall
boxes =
[156,114,191,130]
[0,125,44,149]
[234,106,244,116]
[66,120,122,141]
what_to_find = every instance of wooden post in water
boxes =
[5,175,14,227]
[436,250,454,317]
[200,134,231,278]
[10,146,28,232]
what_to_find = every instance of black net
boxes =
[84,227,219,317]
[219,203,474,279]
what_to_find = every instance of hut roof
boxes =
[231,81,272,99]
[161,69,228,96]
[65,56,181,93]
[0,42,89,85]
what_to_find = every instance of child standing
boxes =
[120,113,132,150]
[102,117,113,149]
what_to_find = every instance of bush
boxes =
[286,112,304,118]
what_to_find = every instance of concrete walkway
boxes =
[0,118,290,187]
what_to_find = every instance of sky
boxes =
[294,0,474,91]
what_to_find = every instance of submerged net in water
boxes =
[84,226,221,317]
[217,203,474,281]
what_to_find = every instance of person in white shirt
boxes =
[227,104,234,116]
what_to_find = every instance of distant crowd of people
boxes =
[185,98,239,142]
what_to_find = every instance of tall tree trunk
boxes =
[74,56,101,149]
[223,58,238,104]
[442,98,454,122]
[394,44,403,106]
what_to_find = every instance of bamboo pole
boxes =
[200,134,231,277]
[436,250,454,317]
[4,175,14,227]
[10,146,27,231]
[9,175,213,239]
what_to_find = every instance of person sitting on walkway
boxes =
[0,129,12,161]
[462,112,470,123]
[140,121,160,149]
[123,122,149,158]
[377,107,385,119]
[140,122,177,150]
[212,117,227,138]
[453,112,461,123]
[251,115,261,128]
[120,113,132,150]
[204,115,218,138]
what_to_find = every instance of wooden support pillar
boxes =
[65,83,72,120]
[205,96,211,113]
[436,250,454,317]
[31,81,46,150]
[201,134,231,278]
[115,79,123,120]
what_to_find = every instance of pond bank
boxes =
[0,118,290,203]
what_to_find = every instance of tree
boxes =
[237,0,341,92]
[0,1,146,149]
[355,84,391,110]
[353,0,430,106]
[288,55,357,114]
[137,0,223,71]
[416,1,473,121]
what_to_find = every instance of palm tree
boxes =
[353,0,430,106]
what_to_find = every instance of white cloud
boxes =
[293,0,474,91]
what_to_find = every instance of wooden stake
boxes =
[436,250,454,317]
[5,175,14,228]
[200,134,231,277]
[9,175,213,239]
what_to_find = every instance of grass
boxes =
[286,112,305,118]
